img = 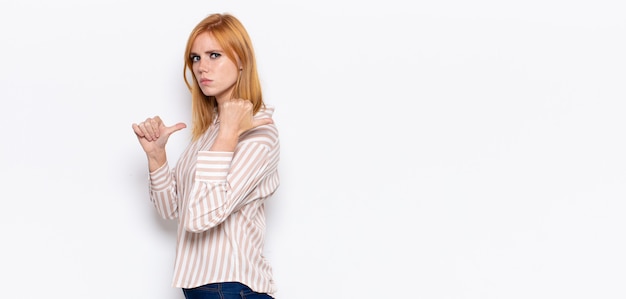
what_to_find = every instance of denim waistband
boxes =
[185,281,251,294]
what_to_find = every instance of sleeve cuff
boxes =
[149,162,171,191]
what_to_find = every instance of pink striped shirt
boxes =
[148,107,279,296]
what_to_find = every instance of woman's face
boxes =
[190,32,240,103]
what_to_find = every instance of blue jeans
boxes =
[182,282,274,299]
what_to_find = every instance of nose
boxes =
[198,58,210,73]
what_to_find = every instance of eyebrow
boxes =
[190,50,223,56]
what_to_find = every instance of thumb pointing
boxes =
[253,118,274,128]
[166,122,187,135]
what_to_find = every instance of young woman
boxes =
[132,13,279,299]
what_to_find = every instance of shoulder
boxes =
[243,123,279,146]
[243,106,279,147]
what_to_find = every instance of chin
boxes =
[200,88,215,97]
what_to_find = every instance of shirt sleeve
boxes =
[148,162,179,220]
[184,126,279,233]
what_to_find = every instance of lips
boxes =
[199,78,212,85]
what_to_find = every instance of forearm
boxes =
[185,143,273,232]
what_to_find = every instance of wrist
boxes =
[147,150,167,171]
[210,133,238,152]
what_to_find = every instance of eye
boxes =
[209,52,221,59]
[190,55,200,62]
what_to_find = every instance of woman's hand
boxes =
[211,99,273,152]
[132,116,186,170]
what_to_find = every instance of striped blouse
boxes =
[148,107,280,296]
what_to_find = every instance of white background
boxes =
[1,0,625,298]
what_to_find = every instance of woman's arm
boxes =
[132,116,187,219]
[185,121,279,233]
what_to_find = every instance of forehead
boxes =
[191,32,223,52]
